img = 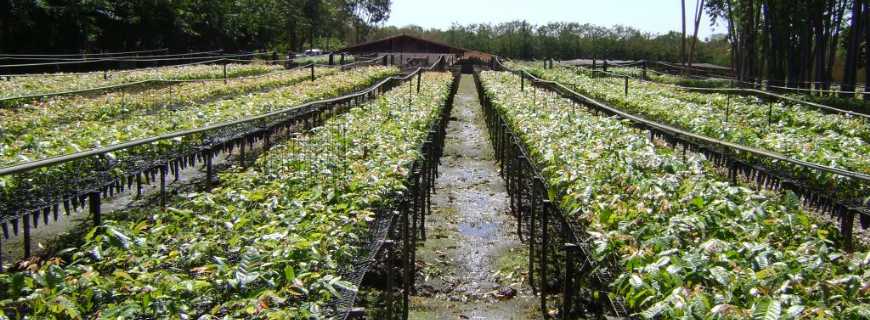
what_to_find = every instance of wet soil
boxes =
[409,74,539,319]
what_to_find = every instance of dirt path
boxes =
[409,74,538,320]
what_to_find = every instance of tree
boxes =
[368,21,731,65]
[688,0,706,70]
[0,0,391,55]
[682,0,688,69]
[344,0,391,43]
[842,0,864,96]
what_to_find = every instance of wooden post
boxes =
[401,203,411,319]
[768,102,773,128]
[206,150,214,187]
[223,63,228,84]
[521,73,525,92]
[624,76,629,96]
[642,60,648,80]
[563,242,578,317]
[240,139,246,167]
[841,208,855,252]
[725,95,730,123]
[89,191,101,226]
[23,214,31,258]
[540,200,550,316]
[160,165,167,209]
[383,240,395,319]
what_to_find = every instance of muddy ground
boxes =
[409,74,539,320]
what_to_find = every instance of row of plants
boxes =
[0,71,455,319]
[0,66,339,138]
[606,66,733,88]
[566,64,870,144]
[479,70,870,319]
[604,65,870,113]
[511,62,870,200]
[0,63,283,102]
[0,66,397,167]
[0,66,397,221]
[783,93,870,115]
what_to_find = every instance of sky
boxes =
[385,0,725,40]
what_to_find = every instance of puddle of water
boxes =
[458,222,498,238]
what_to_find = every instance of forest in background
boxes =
[370,23,732,67]
[0,0,391,53]
[2,0,868,86]
[0,0,729,67]
[705,0,867,89]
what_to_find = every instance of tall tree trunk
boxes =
[864,0,870,100]
[288,18,298,53]
[814,0,831,92]
[681,0,687,71]
[842,0,863,97]
[800,8,814,89]
[726,1,743,82]
[764,2,784,89]
[827,0,846,90]
[688,0,705,70]
[742,0,759,85]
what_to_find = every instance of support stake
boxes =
[564,242,578,317]
[540,200,550,317]
[725,95,730,123]
[624,76,629,96]
[521,73,525,92]
[160,165,167,209]
[89,191,101,226]
[206,150,214,188]
[23,215,31,258]
[768,102,773,128]
[382,240,395,319]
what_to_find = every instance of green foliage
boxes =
[0,0,392,53]
[0,71,454,318]
[516,62,870,200]
[370,22,731,64]
[479,70,869,319]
